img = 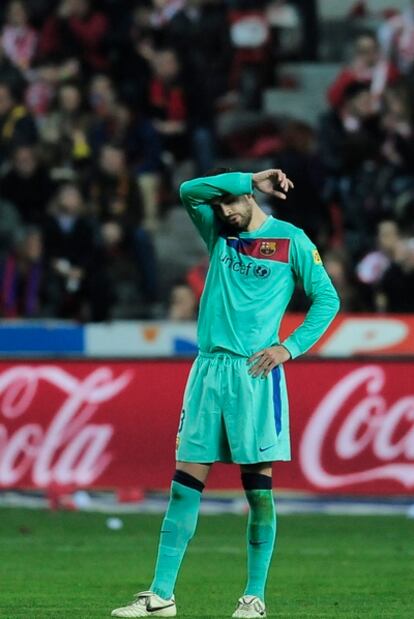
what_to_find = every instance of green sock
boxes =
[244,489,276,600]
[150,480,202,600]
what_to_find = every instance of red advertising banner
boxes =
[0,360,413,495]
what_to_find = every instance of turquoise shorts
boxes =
[175,352,291,464]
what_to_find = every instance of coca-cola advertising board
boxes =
[0,360,413,495]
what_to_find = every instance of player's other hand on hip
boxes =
[252,169,294,200]
[247,345,291,378]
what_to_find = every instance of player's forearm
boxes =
[179,172,253,207]
[282,286,340,359]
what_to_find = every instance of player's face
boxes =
[211,194,253,231]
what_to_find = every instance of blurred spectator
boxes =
[355,219,414,311]
[39,80,91,168]
[0,144,55,225]
[163,0,232,170]
[228,4,270,110]
[186,257,208,303]
[323,249,360,311]
[0,33,27,97]
[1,0,38,71]
[88,143,160,310]
[381,84,414,174]
[38,0,109,74]
[168,280,198,320]
[0,80,37,164]
[0,226,43,317]
[356,219,399,287]
[24,57,81,119]
[272,120,328,246]
[149,47,188,161]
[42,182,113,320]
[378,238,414,312]
[0,196,21,256]
[165,0,232,105]
[87,74,163,228]
[114,4,153,109]
[88,72,115,118]
[319,82,381,178]
[19,1,56,29]
[88,142,142,225]
[378,1,414,74]
[328,31,399,110]
[319,82,385,258]
[151,0,185,29]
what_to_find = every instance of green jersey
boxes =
[180,172,340,358]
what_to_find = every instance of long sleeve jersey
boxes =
[180,172,340,358]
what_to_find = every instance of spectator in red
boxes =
[1,0,38,71]
[328,31,399,110]
[186,257,208,303]
[38,0,109,74]
[379,1,414,74]
[148,47,188,160]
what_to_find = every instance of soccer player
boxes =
[111,169,340,618]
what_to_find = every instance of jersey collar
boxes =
[239,215,273,238]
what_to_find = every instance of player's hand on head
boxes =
[247,345,291,378]
[252,169,294,200]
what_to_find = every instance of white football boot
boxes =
[111,591,176,617]
[232,595,267,618]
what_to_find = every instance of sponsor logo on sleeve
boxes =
[313,249,322,265]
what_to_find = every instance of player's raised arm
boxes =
[179,171,253,251]
[281,232,340,358]
[179,169,293,252]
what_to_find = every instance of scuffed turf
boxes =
[0,508,413,617]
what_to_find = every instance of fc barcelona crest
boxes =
[260,241,277,256]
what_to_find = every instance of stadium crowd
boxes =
[0,0,413,321]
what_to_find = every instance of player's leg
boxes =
[150,462,211,599]
[232,462,274,618]
[150,353,223,601]
[112,354,221,616]
[111,462,211,617]
[241,462,275,599]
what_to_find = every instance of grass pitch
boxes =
[0,508,413,618]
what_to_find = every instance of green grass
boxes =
[0,508,413,618]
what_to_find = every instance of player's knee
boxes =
[173,469,205,493]
[241,471,272,491]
